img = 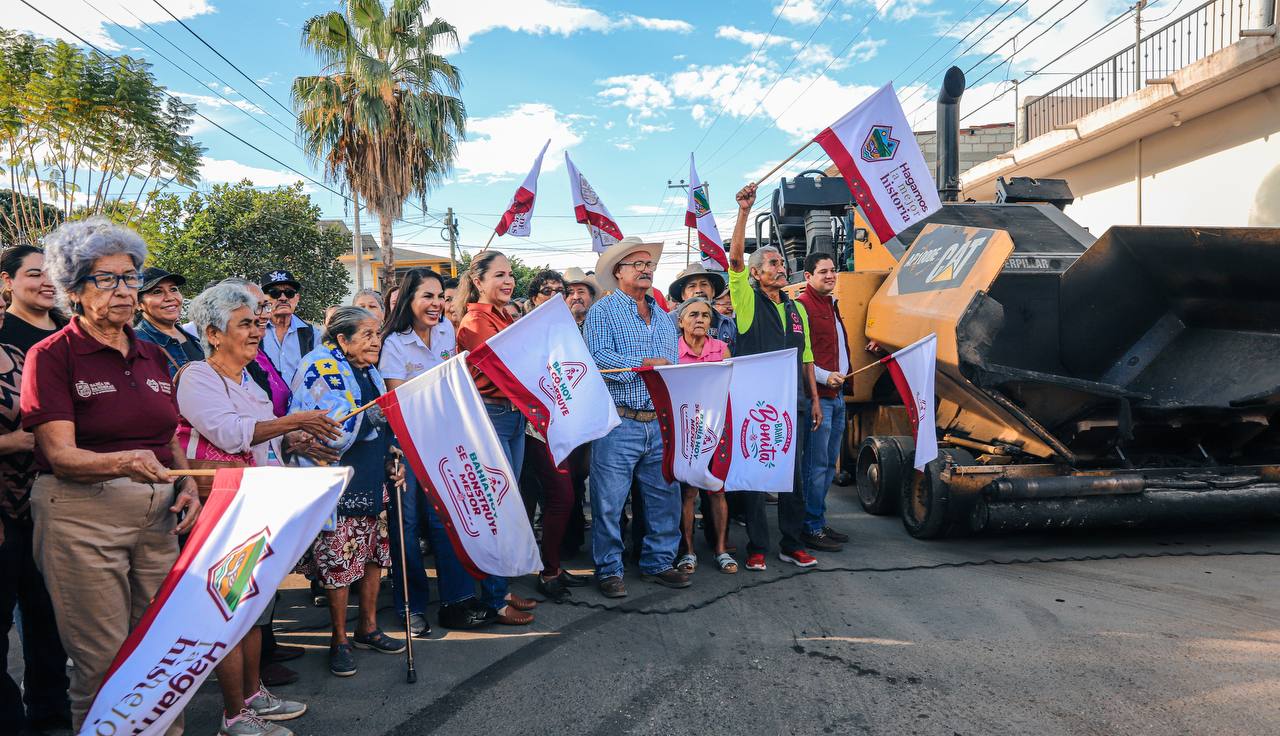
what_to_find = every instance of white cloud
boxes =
[626,194,684,215]
[597,75,673,119]
[176,92,264,116]
[453,103,583,184]
[717,25,792,47]
[9,0,215,51]
[777,0,828,24]
[426,0,691,48]
[613,141,636,151]
[200,157,305,187]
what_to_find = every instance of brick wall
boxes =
[915,123,1016,178]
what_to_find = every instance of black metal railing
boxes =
[1023,0,1267,141]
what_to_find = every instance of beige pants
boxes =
[30,474,183,735]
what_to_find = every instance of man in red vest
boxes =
[795,252,853,549]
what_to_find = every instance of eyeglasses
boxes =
[618,260,656,272]
[80,271,142,290]
[538,286,564,296]
[266,288,297,300]
[254,301,275,316]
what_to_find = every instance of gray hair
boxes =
[351,288,383,307]
[325,306,377,345]
[747,245,783,273]
[188,282,257,354]
[42,217,148,297]
[675,296,714,323]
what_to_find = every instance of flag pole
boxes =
[686,228,692,267]
[481,230,497,252]
[753,141,813,185]
[391,454,418,684]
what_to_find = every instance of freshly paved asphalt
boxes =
[11,482,1280,735]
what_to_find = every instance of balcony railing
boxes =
[1022,0,1270,142]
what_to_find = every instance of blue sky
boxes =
[14,0,1141,282]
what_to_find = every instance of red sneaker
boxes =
[779,550,817,568]
[745,553,767,571]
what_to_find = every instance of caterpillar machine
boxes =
[765,66,1280,539]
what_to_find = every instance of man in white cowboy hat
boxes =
[666,263,736,353]
[561,267,597,329]
[582,236,689,597]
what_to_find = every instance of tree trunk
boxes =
[380,212,396,290]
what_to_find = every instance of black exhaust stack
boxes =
[936,66,965,203]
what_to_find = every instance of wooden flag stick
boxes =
[600,367,635,374]
[753,141,814,185]
[480,230,497,252]
[169,469,219,477]
[336,398,379,423]
[845,360,884,380]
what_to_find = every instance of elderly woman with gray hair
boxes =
[19,218,200,733]
[175,282,342,735]
[290,306,405,678]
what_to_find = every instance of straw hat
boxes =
[561,266,598,296]
[594,236,664,293]
[666,262,727,304]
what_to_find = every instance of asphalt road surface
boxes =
[11,482,1280,735]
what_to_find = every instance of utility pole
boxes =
[445,207,458,277]
[1134,0,1148,92]
[352,192,364,292]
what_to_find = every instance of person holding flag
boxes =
[728,184,823,571]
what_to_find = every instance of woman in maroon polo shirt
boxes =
[20,217,200,733]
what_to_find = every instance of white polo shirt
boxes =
[378,322,456,382]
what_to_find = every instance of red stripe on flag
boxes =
[572,204,624,240]
[814,127,898,244]
[378,392,486,580]
[90,468,244,708]
[698,232,729,270]
[467,343,552,438]
[495,186,535,236]
[636,367,677,485]
[709,400,733,483]
[880,355,920,433]
[685,209,697,229]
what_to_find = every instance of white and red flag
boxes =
[880,334,938,469]
[376,353,540,578]
[495,139,549,237]
[814,83,941,243]
[684,154,728,270]
[468,296,620,465]
[719,349,799,493]
[565,152,623,253]
[83,466,351,736]
[638,361,733,491]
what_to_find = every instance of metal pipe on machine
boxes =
[970,486,1280,533]
[935,66,966,203]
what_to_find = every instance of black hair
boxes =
[442,277,458,290]
[803,251,836,276]
[526,269,564,301]
[381,268,446,339]
[0,245,42,279]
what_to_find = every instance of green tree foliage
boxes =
[455,251,550,301]
[293,0,466,288]
[138,181,350,322]
[0,189,62,243]
[0,30,203,243]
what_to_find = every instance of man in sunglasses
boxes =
[259,270,323,385]
[526,269,565,309]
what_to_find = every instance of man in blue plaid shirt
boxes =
[583,237,688,598]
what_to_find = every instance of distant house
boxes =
[319,219,456,300]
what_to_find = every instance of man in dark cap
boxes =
[259,269,323,384]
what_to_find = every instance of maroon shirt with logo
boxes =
[21,318,178,472]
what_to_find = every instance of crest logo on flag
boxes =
[438,446,512,538]
[739,401,793,469]
[538,360,587,418]
[691,184,712,219]
[860,124,899,163]
[680,403,720,461]
[206,528,274,621]
[578,174,600,206]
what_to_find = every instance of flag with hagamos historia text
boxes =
[495,139,549,237]
[718,349,799,493]
[639,361,733,491]
[684,154,729,270]
[376,353,541,578]
[83,467,351,736]
[468,296,620,465]
[814,82,941,243]
[565,152,623,253]
[880,333,938,470]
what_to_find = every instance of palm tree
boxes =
[293,0,465,288]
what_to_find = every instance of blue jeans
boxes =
[422,503,483,606]
[589,417,681,578]
[481,402,527,610]
[388,471,433,614]
[802,395,846,534]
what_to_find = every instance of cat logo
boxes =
[206,528,274,621]
[895,226,995,295]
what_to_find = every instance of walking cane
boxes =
[392,455,418,684]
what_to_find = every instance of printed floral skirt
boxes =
[301,514,391,589]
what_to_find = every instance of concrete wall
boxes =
[917,124,1017,180]
[1060,85,1280,233]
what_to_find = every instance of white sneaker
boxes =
[220,708,292,736]
[246,686,307,722]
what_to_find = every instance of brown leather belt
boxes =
[617,406,657,422]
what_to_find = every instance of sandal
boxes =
[716,552,738,574]
[676,553,697,573]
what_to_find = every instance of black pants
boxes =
[1,514,70,733]
[742,407,810,555]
